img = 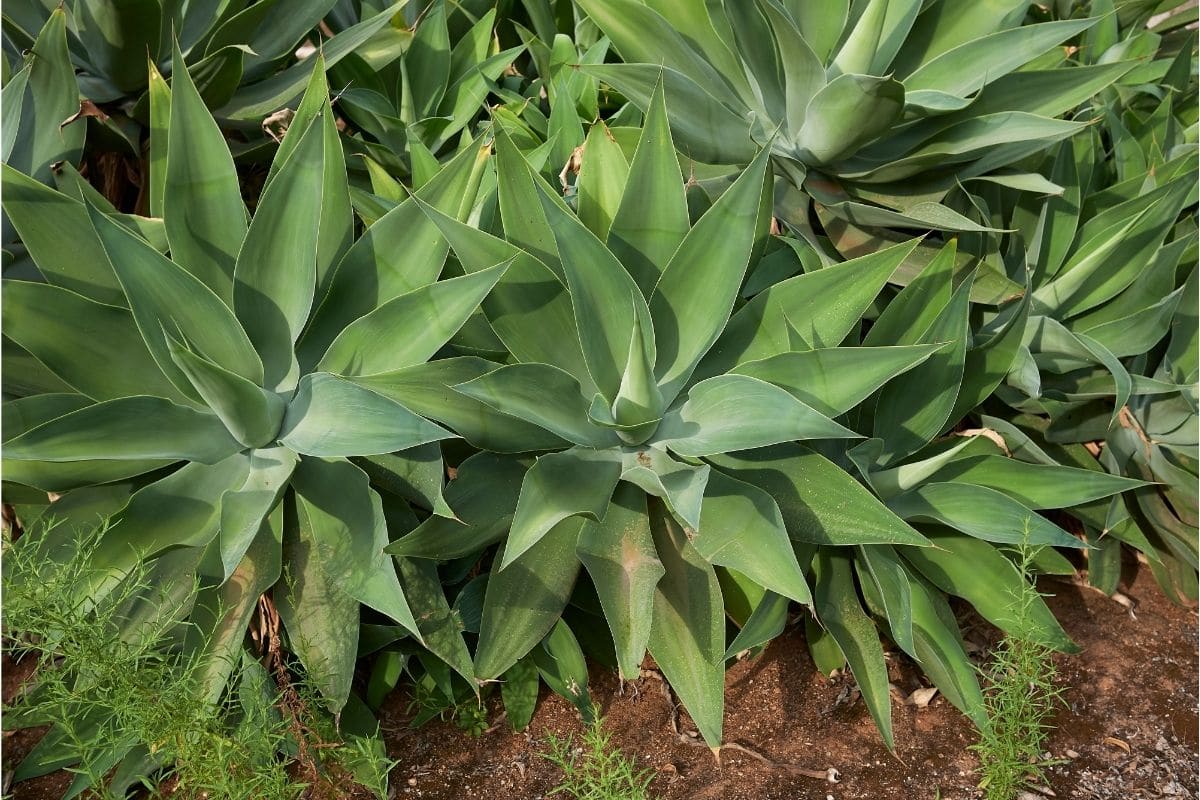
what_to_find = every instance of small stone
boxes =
[407,777,418,787]
[1066,749,1080,759]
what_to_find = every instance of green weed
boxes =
[540,710,655,800]
[970,535,1068,800]
[2,519,392,799]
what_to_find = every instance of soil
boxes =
[4,556,1197,800]
[379,556,1198,800]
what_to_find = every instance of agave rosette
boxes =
[574,0,1140,244]
[985,46,1199,602]
[370,80,1050,748]
[1,48,503,741]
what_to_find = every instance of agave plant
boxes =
[2,9,85,188]
[985,64,1199,603]
[358,80,1054,749]
[575,0,1138,244]
[324,0,528,182]
[0,0,402,171]
[1,49,503,785]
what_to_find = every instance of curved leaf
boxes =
[292,457,419,635]
[4,397,242,464]
[475,519,584,680]
[452,363,618,448]
[646,497,725,749]
[694,471,810,604]
[887,483,1087,549]
[319,262,509,377]
[710,444,930,546]
[279,373,452,457]
[164,40,246,301]
[656,375,858,457]
[502,449,623,569]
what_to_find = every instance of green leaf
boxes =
[796,74,904,166]
[887,483,1085,549]
[452,363,618,448]
[577,122,630,241]
[500,657,539,730]
[813,549,893,748]
[700,239,920,377]
[301,138,489,365]
[950,290,1031,422]
[928,455,1147,510]
[608,76,691,297]
[829,0,889,77]
[73,0,161,93]
[192,506,282,705]
[864,241,955,347]
[351,359,569,454]
[87,201,265,394]
[651,147,771,404]
[693,471,810,604]
[412,196,594,394]
[724,589,789,659]
[1,166,123,306]
[904,18,1098,98]
[278,497,360,711]
[233,115,326,391]
[318,262,509,377]
[7,9,83,185]
[646,497,725,749]
[502,449,623,569]
[656,375,858,457]
[1034,179,1192,318]
[147,59,171,218]
[533,620,593,719]
[757,0,826,135]
[90,454,254,581]
[475,520,584,680]
[2,280,182,403]
[493,124,563,278]
[387,452,527,560]
[906,569,987,729]
[167,339,285,449]
[537,180,656,402]
[581,64,755,165]
[903,530,1077,652]
[357,442,450,518]
[293,457,419,636]
[575,0,743,108]
[396,556,473,682]
[873,274,973,465]
[405,0,450,119]
[577,483,665,679]
[710,444,930,547]
[732,344,942,417]
[218,446,296,578]
[850,113,1085,183]
[0,405,173,494]
[618,446,711,531]
[164,40,246,302]
[0,64,29,163]
[217,7,399,119]
[279,373,452,457]
[4,397,242,464]
[855,544,914,654]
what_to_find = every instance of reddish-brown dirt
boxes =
[5,558,1197,800]
[378,559,1197,800]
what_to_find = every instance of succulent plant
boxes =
[2,51,501,781]
[576,0,1135,241]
